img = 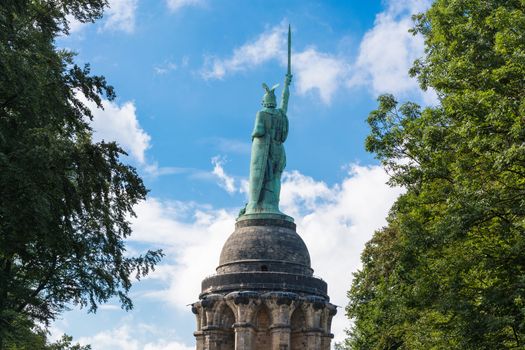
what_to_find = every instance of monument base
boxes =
[237,212,294,223]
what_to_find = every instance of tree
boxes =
[4,315,91,350]
[344,0,525,349]
[0,0,163,346]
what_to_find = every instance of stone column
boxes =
[270,326,291,350]
[233,324,255,350]
[265,292,299,350]
[202,328,227,350]
[198,295,235,350]
[302,300,325,350]
[192,302,205,350]
[225,291,260,350]
[193,331,205,350]
[320,304,337,350]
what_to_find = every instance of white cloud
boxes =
[102,0,138,33]
[79,325,139,350]
[211,156,237,194]
[62,0,137,35]
[64,0,137,34]
[154,62,178,75]
[65,15,85,34]
[284,166,404,342]
[166,0,205,12]
[203,137,251,155]
[202,1,438,105]
[129,198,234,307]
[201,23,349,104]
[78,324,193,350]
[294,48,349,104]
[143,163,193,177]
[86,97,151,164]
[126,164,402,344]
[98,304,121,311]
[144,341,194,350]
[348,0,437,104]
[201,23,286,80]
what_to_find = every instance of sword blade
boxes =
[287,24,291,75]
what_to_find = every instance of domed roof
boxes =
[217,218,312,275]
[200,218,327,298]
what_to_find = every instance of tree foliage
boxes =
[0,0,163,346]
[4,315,90,350]
[344,0,525,349]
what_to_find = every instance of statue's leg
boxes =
[264,156,284,212]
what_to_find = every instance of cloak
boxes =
[248,108,288,208]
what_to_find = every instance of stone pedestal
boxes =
[192,218,336,350]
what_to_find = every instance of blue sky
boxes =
[52,0,433,348]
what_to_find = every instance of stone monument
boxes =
[192,26,336,350]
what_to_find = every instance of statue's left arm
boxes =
[279,74,292,114]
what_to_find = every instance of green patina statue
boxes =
[239,26,293,221]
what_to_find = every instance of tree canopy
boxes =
[344,0,525,349]
[0,0,162,347]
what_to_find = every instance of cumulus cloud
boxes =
[129,198,235,307]
[84,97,151,165]
[166,0,205,12]
[201,23,349,104]
[286,166,403,341]
[294,48,350,104]
[201,0,438,105]
[78,324,193,350]
[102,0,138,33]
[126,164,403,344]
[348,0,437,104]
[201,24,286,80]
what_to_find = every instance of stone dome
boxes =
[217,218,312,275]
[200,217,327,299]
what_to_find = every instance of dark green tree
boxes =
[344,0,525,349]
[0,0,162,347]
[4,315,90,350]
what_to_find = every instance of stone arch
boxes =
[220,302,236,328]
[255,305,271,350]
[290,306,307,350]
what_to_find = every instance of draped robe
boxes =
[246,107,289,213]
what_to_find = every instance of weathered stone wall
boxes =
[192,292,336,350]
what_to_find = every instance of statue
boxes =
[240,26,293,219]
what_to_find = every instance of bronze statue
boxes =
[242,25,292,218]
